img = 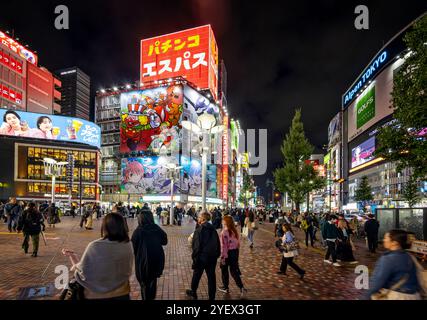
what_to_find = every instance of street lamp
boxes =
[182,113,224,212]
[43,157,68,205]
[162,163,182,226]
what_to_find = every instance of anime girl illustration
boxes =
[188,162,202,195]
[122,160,145,193]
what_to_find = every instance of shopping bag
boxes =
[242,226,249,238]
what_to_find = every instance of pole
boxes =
[51,175,55,205]
[79,165,83,216]
[201,148,207,212]
[306,192,309,213]
[170,175,174,226]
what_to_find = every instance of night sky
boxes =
[0,0,425,199]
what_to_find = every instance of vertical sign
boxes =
[222,115,229,200]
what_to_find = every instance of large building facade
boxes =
[341,18,426,211]
[55,67,90,120]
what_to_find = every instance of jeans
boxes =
[7,216,17,232]
[305,226,314,247]
[247,230,255,245]
[22,233,40,254]
[220,249,243,289]
[280,256,305,275]
[140,278,157,300]
[325,240,337,263]
[191,261,217,300]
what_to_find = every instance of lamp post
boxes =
[182,113,224,212]
[43,158,68,205]
[163,163,182,226]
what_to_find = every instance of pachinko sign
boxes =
[0,108,100,148]
[120,85,183,154]
[140,25,219,100]
[0,30,38,65]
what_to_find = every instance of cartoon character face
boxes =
[167,86,183,104]
[125,115,140,128]
[39,118,52,132]
[148,110,161,128]
[123,161,144,185]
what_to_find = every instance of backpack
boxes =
[301,219,309,231]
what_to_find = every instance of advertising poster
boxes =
[121,156,180,194]
[356,86,375,129]
[180,155,202,196]
[206,164,217,198]
[120,85,183,154]
[0,108,101,148]
[328,112,341,148]
[140,25,218,100]
[351,136,375,168]
[0,30,38,65]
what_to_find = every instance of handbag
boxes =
[410,255,427,298]
[371,275,409,300]
[285,240,300,252]
[242,226,249,237]
[59,279,85,300]
[251,221,258,230]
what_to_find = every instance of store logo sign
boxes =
[356,86,375,129]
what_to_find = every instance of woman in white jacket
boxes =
[277,223,306,279]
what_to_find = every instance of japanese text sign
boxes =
[141,25,218,100]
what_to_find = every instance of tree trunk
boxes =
[295,202,300,214]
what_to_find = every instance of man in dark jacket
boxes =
[132,210,168,300]
[364,214,380,253]
[5,197,17,232]
[17,202,45,257]
[186,211,220,300]
[322,215,341,266]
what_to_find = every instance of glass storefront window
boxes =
[399,209,424,240]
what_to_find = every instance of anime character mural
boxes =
[121,159,145,193]
[120,85,183,153]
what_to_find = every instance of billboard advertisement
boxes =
[351,136,375,169]
[181,85,220,156]
[230,119,239,151]
[0,108,100,148]
[356,86,375,129]
[222,115,229,200]
[121,156,180,194]
[140,25,219,100]
[119,85,183,154]
[347,58,403,142]
[180,155,202,196]
[0,30,38,65]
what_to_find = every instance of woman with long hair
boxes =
[336,219,358,264]
[278,224,305,279]
[218,215,247,298]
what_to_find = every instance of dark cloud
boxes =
[0,0,424,200]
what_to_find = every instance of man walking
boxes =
[364,214,380,253]
[322,215,341,267]
[186,212,220,300]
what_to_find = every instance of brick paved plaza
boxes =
[0,215,381,300]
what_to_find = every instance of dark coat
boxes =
[18,209,44,235]
[131,223,168,283]
[364,219,380,237]
[191,222,220,268]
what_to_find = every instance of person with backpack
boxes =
[5,197,17,232]
[186,212,221,300]
[17,202,45,257]
[132,209,168,300]
[47,203,60,228]
[367,229,426,300]
[301,212,315,247]
[217,216,247,298]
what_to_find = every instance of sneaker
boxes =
[324,260,332,264]
[240,288,248,299]
[276,271,287,275]
[185,289,198,300]
[332,262,341,267]
[349,261,359,264]
[299,271,306,280]
[218,286,229,294]
[249,244,254,249]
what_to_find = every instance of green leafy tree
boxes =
[274,109,325,213]
[354,176,374,212]
[375,15,427,180]
[239,170,254,208]
[402,177,421,208]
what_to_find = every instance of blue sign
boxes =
[343,51,388,108]
[0,108,101,148]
